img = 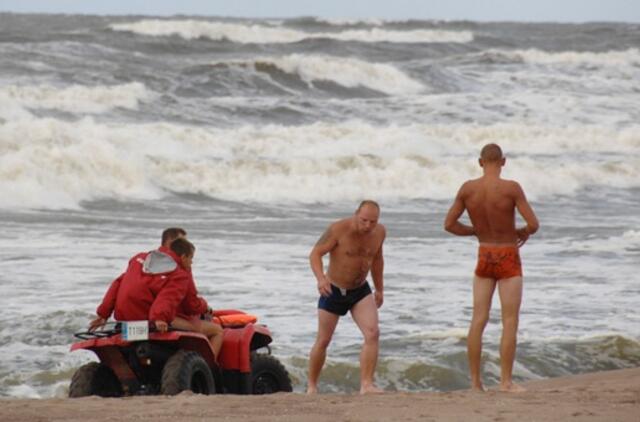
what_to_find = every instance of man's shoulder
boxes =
[500,178,523,192]
[128,251,150,265]
[459,178,481,194]
[331,218,351,232]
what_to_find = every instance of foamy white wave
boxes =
[110,20,473,44]
[316,17,385,26]
[0,82,152,114]
[418,328,468,340]
[1,118,638,210]
[569,230,640,254]
[495,48,640,66]
[221,54,423,95]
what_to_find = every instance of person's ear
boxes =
[501,157,506,166]
[478,158,483,167]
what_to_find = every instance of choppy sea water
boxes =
[0,14,639,397]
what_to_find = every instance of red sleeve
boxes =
[179,275,209,316]
[149,271,189,323]
[96,273,124,319]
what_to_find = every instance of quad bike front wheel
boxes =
[161,350,215,395]
[251,354,293,394]
[69,362,123,398]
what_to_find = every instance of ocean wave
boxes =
[109,19,473,44]
[479,48,640,67]
[284,334,640,392]
[215,54,423,95]
[313,17,385,27]
[0,119,638,210]
[0,82,151,114]
[569,230,640,254]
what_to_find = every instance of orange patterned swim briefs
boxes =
[474,244,522,280]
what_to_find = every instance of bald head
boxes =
[356,200,380,214]
[480,144,503,162]
[480,144,503,163]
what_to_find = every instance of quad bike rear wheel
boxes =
[69,362,123,398]
[251,354,293,394]
[161,350,215,395]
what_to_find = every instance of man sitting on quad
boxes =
[89,227,187,331]
[89,233,224,360]
[165,238,224,359]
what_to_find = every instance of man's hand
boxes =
[374,290,384,308]
[155,320,169,333]
[516,227,530,247]
[317,275,332,297]
[88,316,106,332]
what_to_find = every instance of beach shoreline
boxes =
[1,368,638,421]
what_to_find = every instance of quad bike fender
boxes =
[70,337,138,384]
[218,324,273,373]
[70,331,217,369]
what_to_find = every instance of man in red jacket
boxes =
[89,232,223,359]
[168,239,224,359]
[89,227,187,332]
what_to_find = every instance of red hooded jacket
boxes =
[96,247,208,323]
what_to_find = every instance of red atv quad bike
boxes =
[69,309,292,397]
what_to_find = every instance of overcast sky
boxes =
[1,0,639,22]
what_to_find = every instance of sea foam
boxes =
[217,54,423,95]
[110,19,473,44]
[0,82,152,114]
[1,118,638,210]
[482,48,640,67]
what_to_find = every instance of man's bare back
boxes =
[444,147,538,247]
[457,176,534,245]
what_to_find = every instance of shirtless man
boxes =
[444,143,539,393]
[307,200,386,395]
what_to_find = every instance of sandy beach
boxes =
[1,368,638,422]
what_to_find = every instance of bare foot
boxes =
[306,385,318,394]
[499,382,526,393]
[360,384,384,395]
[470,384,486,393]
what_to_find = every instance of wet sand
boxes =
[1,368,639,421]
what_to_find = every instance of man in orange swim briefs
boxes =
[444,143,539,393]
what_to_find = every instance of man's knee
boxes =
[362,325,379,343]
[501,314,519,331]
[471,312,490,329]
[202,322,223,337]
[314,332,334,350]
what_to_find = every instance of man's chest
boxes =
[335,236,380,259]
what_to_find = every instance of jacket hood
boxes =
[143,250,178,275]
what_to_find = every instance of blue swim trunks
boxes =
[318,282,372,316]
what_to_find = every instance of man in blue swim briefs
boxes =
[307,200,386,395]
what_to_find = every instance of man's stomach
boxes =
[327,263,369,289]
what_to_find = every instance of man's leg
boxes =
[172,317,224,360]
[497,276,524,392]
[350,294,382,394]
[468,276,497,391]
[307,309,340,394]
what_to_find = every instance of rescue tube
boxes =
[213,313,258,327]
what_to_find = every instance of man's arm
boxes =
[370,228,385,308]
[90,272,125,331]
[309,224,338,297]
[444,184,475,236]
[513,182,539,246]
[149,272,189,328]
